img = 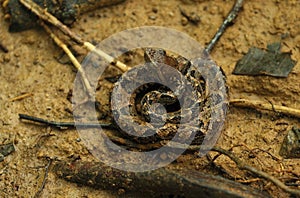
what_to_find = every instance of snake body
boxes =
[111,48,228,147]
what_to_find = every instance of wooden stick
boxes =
[19,113,113,129]
[230,99,300,119]
[205,0,244,53]
[53,160,268,198]
[19,0,130,72]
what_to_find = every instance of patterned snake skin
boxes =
[111,48,228,146]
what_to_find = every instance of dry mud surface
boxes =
[0,0,300,197]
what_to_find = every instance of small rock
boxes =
[180,8,201,25]
[2,54,10,63]
[152,7,158,13]
[148,15,157,20]
[0,142,15,161]
[22,35,36,45]
[280,127,300,158]
[118,188,125,195]
[181,17,189,26]
[16,62,22,68]
[14,52,20,57]
[188,12,200,24]
[33,58,39,65]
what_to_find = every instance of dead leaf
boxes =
[233,42,296,77]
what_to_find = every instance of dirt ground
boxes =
[0,0,300,197]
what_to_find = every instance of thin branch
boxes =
[230,99,300,119]
[205,0,244,53]
[19,114,113,129]
[34,158,52,198]
[250,148,281,162]
[210,147,300,196]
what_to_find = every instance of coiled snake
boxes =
[111,48,228,147]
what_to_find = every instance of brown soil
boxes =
[1,0,300,197]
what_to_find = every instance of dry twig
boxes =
[34,158,52,198]
[210,147,300,196]
[230,99,300,119]
[205,0,244,53]
[9,92,33,102]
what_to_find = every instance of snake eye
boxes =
[156,49,166,56]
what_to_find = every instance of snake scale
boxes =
[110,48,228,147]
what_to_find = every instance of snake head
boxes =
[144,48,167,64]
[144,48,180,69]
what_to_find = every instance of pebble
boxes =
[22,36,36,45]
[118,188,126,195]
[2,54,10,63]
[149,15,157,20]
[16,62,22,68]
[152,7,158,13]
[14,52,20,57]
[181,17,189,26]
